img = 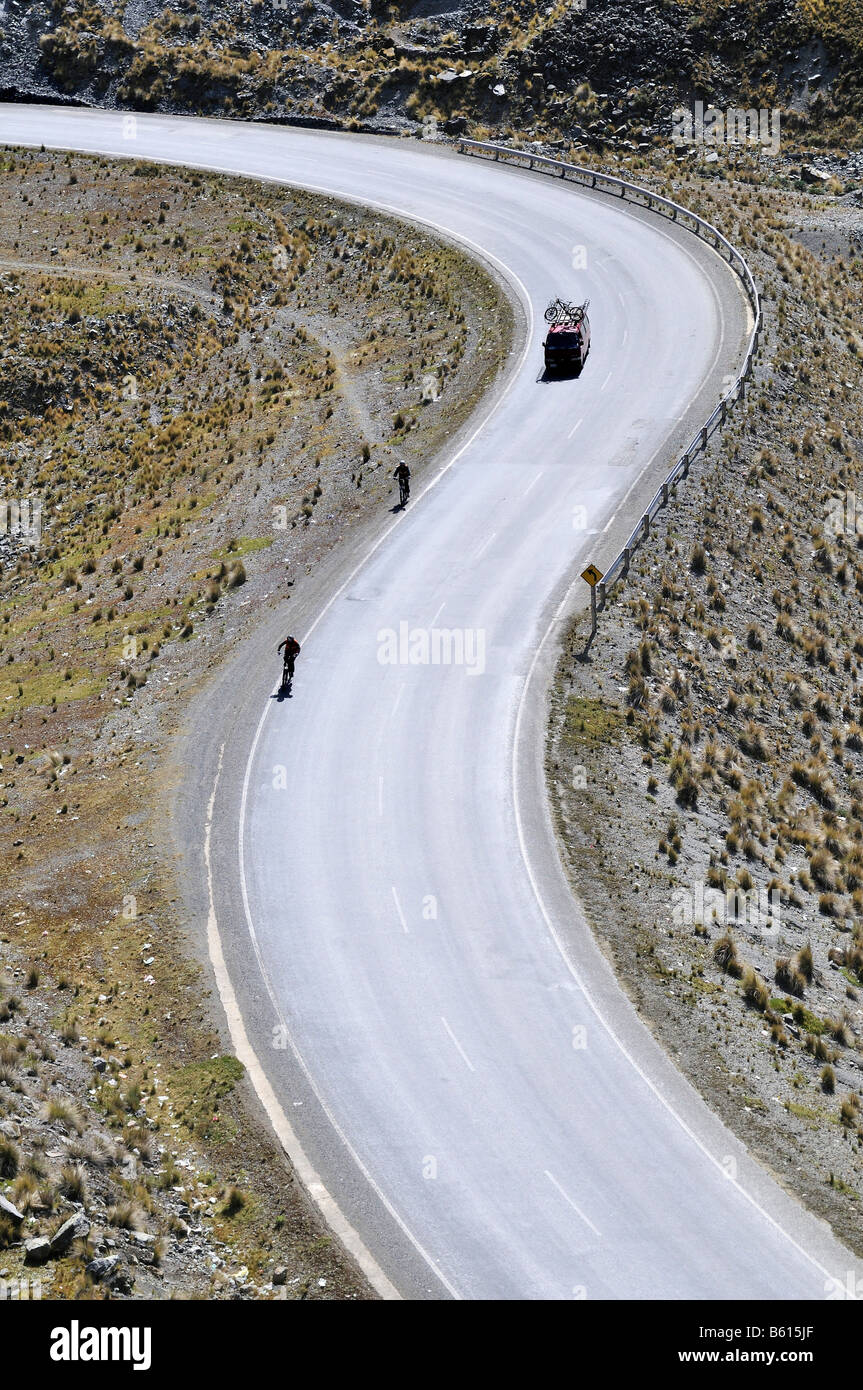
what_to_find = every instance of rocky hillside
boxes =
[0,0,861,154]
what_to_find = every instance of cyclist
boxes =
[394,460,411,507]
[278,634,301,684]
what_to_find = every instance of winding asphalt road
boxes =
[3,106,860,1300]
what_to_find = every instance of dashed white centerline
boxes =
[390,681,405,718]
[429,600,446,627]
[473,530,496,561]
[441,1016,475,1072]
[601,370,613,392]
[378,775,384,817]
[622,327,628,347]
[544,1170,601,1238]
[567,417,583,441]
[522,469,544,496]
[391,885,409,935]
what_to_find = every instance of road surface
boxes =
[3,106,858,1300]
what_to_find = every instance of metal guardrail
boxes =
[457,138,762,610]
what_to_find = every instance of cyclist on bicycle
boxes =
[394,460,411,506]
[278,634,301,683]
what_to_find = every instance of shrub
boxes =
[714,932,742,977]
[0,1137,20,1178]
[741,966,769,1011]
[43,1099,83,1134]
[58,1163,87,1202]
[821,1065,836,1094]
[219,1185,246,1217]
[775,957,806,998]
[797,943,814,983]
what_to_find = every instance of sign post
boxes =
[581,563,604,640]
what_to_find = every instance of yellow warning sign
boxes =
[581,564,604,588]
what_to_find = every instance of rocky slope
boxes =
[0,1,861,155]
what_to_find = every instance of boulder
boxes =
[87,1254,121,1283]
[0,1193,24,1224]
[50,1210,90,1254]
[24,1237,52,1264]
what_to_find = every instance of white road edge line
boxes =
[523,469,543,496]
[544,1169,601,1238]
[203,746,401,1300]
[567,419,583,441]
[441,1016,476,1073]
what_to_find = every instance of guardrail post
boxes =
[681,453,690,478]
[642,513,650,538]
[597,582,606,610]
[622,546,631,576]
[661,482,669,506]
[700,426,708,449]
[721,401,727,423]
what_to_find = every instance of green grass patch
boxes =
[828,1172,860,1198]
[791,1002,828,1035]
[562,696,624,752]
[742,1094,768,1112]
[169,1055,244,1140]
[0,664,105,707]
[211,535,273,560]
[783,1100,820,1122]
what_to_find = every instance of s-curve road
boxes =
[5,106,859,1300]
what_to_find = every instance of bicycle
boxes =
[278,636,300,689]
[394,462,411,508]
[544,296,589,326]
